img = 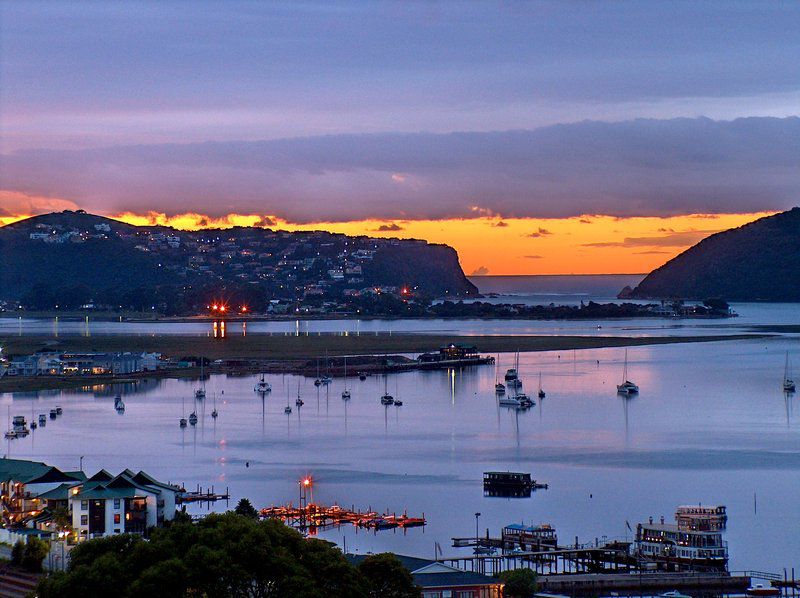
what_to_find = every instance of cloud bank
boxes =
[2,117,799,222]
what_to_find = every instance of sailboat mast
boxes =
[622,349,628,383]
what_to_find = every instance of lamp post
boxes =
[475,512,481,548]
[79,456,84,472]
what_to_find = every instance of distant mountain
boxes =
[0,211,477,312]
[628,208,800,301]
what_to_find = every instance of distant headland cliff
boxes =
[0,211,477,314]
[624,208,800,302]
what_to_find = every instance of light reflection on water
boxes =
[2,338,799,570]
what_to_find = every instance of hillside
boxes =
[628,208,800,301]
[0,211,477,313]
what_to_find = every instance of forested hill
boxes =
[0,211,477,313]
[628,208,800,301]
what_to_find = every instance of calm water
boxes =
[2,339,800,571]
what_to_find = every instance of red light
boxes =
[212,304,218,311]
[219,305,226,312]
[241,306,248,313]
[302,477,311,487]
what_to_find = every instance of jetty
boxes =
[176,484,230,504]
[260,503,426,532]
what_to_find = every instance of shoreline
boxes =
[0,332,770,393]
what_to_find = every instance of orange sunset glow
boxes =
[0,210,772,275]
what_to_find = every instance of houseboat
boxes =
[483,471,543,492]
[634,518,728,571]
[675,505,727,531]
[502,523,558,551]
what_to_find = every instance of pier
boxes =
[176,484,230,505]
[260,503,426,533]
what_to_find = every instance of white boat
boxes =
[783,352,795,392]
[12,415,29,436]
[195,361,206,399]
[516,393,534,408]
[254,374,271,393]
[342,356,351,400]
[746,584,780,597]
[498,395,523,407]
[661,592,693,598]
[617,349,639,395]
[188,411,198,426]
[504,351,523,388]
[537,372,546,399]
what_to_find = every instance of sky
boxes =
[1,1,799,274]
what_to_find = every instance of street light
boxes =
[475,512,481,547]
[79,456,84,472]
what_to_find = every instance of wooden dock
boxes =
[537,571,751,596]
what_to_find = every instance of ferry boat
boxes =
[675,505,727,531]
[634,518,728,571]
[502,523,558,551]
[254,374,271,393]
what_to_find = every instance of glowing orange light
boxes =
[219,305,226,312]
[302,477,311,487]
[212,304,219,311]
[240,306,248,313]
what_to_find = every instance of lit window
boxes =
[80,500,88,511]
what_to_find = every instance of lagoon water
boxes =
[1,275,799,571]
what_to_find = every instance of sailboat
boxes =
[616,349,639,395]
[188,411,198,426]
[393,376,403,406]
[114,394,125,412]
[295,382,304,407]
[380,374,394,405]
[179,395,187,427]
[4,407,17,439]
[29,405,37,430]
[783,352,796,393]
[195,360,206,399]
[314,358,322,386]
[342,356,351,400]
[284,386,293,414]
[537,372,546,399]
[495,354,506,394]
[254,373,271,393]
[505,351,522,388]
[321,352,332,385]
[211,390,218,419]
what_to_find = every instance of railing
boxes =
[733,570,783,582]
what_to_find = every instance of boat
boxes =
[660,591,693,598]
[114,395,125,412]
[634,517,727,571]
[55,406,63,415]
[254,374,271,393]
[495,354,506,393]
[342,357,351,400]
[38,414,46,424]
[498,395,523,407]
[746,585,780,597]
[537,372,546,399]
[29,406,37,430]
[5,408,17,439]
[188,411,198,426]
[783,352,795,392]
[394,399,403,406]
[12,415,29,436]
[380,374,394,405]
[284,405,292,414]
[314,358,323,386]
[211,391,218,419]
[195,360,206,399]
[49,409,57,420]
[473,546,497,555]
[617,349,639,395]
[179,418,187,428]
[358,372,367,381]
[504,351,523,388]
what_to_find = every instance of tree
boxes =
[38,512,370,598]
[22,537,50,572]
[358,553,420,598]
[11,541,24,565]
[233,497,259,519]
[499,568,537,598]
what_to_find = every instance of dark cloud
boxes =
[471,266,490,276]
[582,230,718,248]
[492,221,509,227]
[525,228,553,238]
[2,117,799,222]
[375,223,404,232]
[256,216,277,228]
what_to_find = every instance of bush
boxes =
[21,537,50,572]
[499,568,537,598]
[11,541,24,565]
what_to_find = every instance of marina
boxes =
[0,311,798,575]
